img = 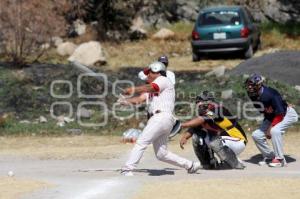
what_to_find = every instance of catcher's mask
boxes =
[245,74,263,97]
[196,91,215,116]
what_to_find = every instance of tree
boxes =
[0,0,66,66]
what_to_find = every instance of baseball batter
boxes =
[119,61,200,176]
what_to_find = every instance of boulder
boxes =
[232,0,300,23]
[68,41,106,66]
[151,28,175,40]
[67,128,82,135]
[57,42,77,56]
[221,89,233,99]
[205,66,225,77]
[51,36,63,47]
[77,107,93,119]
[73,19,87,36]
[130,16,147,40]
[39,116,47,123]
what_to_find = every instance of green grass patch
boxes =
[261,22,300,37]
[168,21,194,34]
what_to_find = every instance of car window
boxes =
[198,11,241,26]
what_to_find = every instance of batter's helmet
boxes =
[245,74,263,97]
[158,55,168,67]
[144,61,167,76]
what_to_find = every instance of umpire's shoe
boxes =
[187,162,201,174]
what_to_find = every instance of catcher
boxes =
[180,91,247,169]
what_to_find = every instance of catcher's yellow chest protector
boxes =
[207,111,247,141]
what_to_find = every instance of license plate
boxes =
[213,32,226,40]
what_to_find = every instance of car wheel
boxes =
[244,44,253,59]
[192,52,200,62]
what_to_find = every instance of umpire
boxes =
[180,91,247,169]
[245,74,298,167]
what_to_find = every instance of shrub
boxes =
[0,0,66,66]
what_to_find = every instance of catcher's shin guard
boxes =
[209,136,244,169]
[192,133,218,169]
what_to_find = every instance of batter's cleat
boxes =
[187,162,201,174]
[268,158,287,167]
[120,169,134,176]
[258,158,273,166]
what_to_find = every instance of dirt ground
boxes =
[0,132,300,199]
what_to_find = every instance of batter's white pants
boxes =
[252,107,298,161]
[123,112,193,170]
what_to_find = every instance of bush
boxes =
[261,22,300,37]
[0,0,66,66]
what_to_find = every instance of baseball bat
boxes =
[70,61,126,92]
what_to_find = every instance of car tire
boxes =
[244,44,253,59]
[192,52,200,62]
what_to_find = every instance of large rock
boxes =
[151,28,175,40]
[77,107,93,119]
[263,0,300,23]
[232,0,300,23]
[51,36,63,47]
[221,89,233,100]
[57,42,77,56]
[129,16,147,40]
[73,19,87,36]
[68,41,106,66]
[205,66,225,78]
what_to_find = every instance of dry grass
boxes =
[0,177,49,199]
[102,37,244,71]
[0,136,131,160]
[0,131,299,160]
[100,28,300,72]
[262,32,300,50]
[134,178,300,199]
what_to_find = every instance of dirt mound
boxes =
[230,51,300,86]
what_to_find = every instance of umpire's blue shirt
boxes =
[248,86,287,123]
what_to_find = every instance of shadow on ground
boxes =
[244,154,296,164]
[135,168,180,176]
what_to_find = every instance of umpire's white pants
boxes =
[252,107,298,160]
[124,112,193,170]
